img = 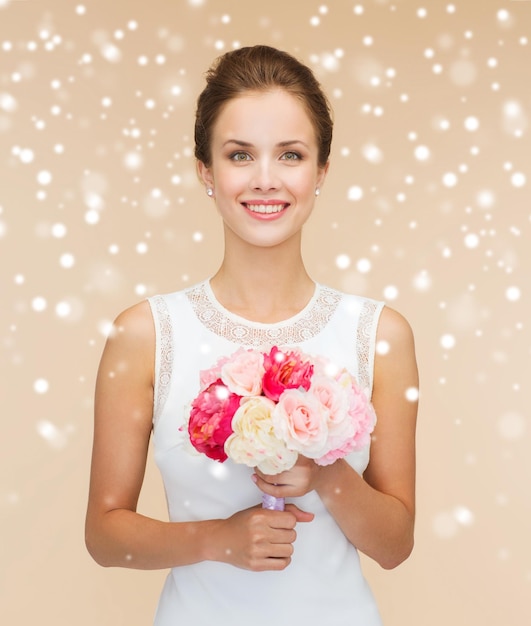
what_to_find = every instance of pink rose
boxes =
[221,348,265,396]
[315,438,357,466]
[272,388,329,457]
[188,380,241,462]
[262,346,314,402]
[199,356,231,389]
[310,374,349,428]
[310,375,352,463]
[315,377,376,465]
[346,381,376,449]
[310,354,340,378]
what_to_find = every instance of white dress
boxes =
[148,280,384,626]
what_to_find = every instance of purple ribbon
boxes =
[262,493,285,511]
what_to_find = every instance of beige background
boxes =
[1,0,530,624]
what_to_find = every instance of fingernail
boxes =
[251,474,257,483]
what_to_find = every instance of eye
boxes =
[281,151,302,161]
[230,151,252,162]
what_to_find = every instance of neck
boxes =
[210,233,315,323]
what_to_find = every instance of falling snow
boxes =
[1,1,529,624]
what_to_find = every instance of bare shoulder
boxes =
[110,299,155,343]
[96,299,156,389]
[373,305,418,395]
[376,305,415,347]
[103,300,156,359]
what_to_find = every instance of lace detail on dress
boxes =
[357,299,379,393]
[150,295,173,424]
[186,281,341,348]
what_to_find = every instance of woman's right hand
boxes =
[207,504,314,571]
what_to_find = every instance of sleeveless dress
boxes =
[148,280,385,626]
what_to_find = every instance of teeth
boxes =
[246,204,285,214]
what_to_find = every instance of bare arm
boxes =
[254,306,418,569]
[85,301,312,571]
[85,301,206,569]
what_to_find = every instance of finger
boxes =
[253,472,288,487]
[260,556,292,572]
[253,474,290,496]
[250,544,294,571]
[284,503,315,523]
[268,529,297,546]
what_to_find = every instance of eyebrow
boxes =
[222,139,310,149]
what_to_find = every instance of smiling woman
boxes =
[85,45,418,626]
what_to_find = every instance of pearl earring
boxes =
[206,188,214,197]
[315,188,320,197]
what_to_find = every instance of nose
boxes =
[250,158,280,192]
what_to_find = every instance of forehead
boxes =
[212,89,317,145]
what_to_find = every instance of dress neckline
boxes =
[203,278,321,328]
[185,280,342,348]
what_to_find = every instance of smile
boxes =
[243,203,288,214]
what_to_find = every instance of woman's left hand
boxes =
[253,456,325,499]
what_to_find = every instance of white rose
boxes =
[224,396,297,474]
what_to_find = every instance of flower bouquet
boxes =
[185,346,376,511]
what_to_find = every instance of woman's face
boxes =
[198,89,329,250]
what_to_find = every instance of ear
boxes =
[316,160,330,189]
[197,161,214,188]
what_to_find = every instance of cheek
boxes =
[214,166,248,194]
[291,168,319,194]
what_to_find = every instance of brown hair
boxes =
[194,45,333,168]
